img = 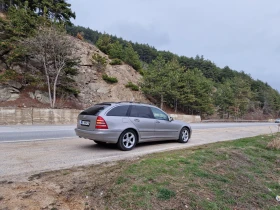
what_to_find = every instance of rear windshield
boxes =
[79,105,108,116]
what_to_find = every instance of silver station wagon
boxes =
[75,102,192,151]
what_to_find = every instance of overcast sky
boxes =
[69,0,280,92]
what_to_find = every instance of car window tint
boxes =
[107,105,129,116]
[80,105,108,116]
[130,106,153,118]
[151,107,169,121]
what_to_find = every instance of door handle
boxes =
[134,119,140,122]
[156,121,160,123]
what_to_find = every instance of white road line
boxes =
[0,137,75,144]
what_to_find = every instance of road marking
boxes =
[0,137,75,144]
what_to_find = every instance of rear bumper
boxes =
[75,128,120,143]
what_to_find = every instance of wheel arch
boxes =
[119,128,140,144]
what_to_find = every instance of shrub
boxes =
[267,137,280,150]
[139,69,145,76]
[125,81,139,91]
[0,69,19,82]
[110,58,122,65]
[76,32,84,40]
[92,54,107,71]
[102,74,118,84]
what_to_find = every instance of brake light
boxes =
[95,116,108,129]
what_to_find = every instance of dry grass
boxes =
[267,137,280,150]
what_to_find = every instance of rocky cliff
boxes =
[0,37,149,109]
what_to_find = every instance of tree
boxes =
[96,34,111,54]
[108,41,123,60]
[142,56,171,109]
[123,43,141,71]
[0,5,37,68]
[23,26,79,108]
[0,0,75,24]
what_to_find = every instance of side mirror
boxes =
[169,116,174,122]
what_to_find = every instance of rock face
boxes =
[73,38,149,108]
[0,37,149,107]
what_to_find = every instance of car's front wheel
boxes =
[178,127,190,143]
[117,129,137,151]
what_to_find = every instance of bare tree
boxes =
[23,26,78,108]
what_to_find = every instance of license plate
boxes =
[80,120,90,126]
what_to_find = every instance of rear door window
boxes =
[129,105,154,118]
[80,105,108,116]
[107,105,130,116]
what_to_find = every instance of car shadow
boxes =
[79,139,178,151]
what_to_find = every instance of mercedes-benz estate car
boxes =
[75,102,192,151]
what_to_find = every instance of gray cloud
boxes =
[107,22,170,48]
[69,0,280,91]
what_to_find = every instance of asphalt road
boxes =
[0,123,277,143]
[0,123,279,181]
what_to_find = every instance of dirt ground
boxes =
[0,162,124,210]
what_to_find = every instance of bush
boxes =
[110,58,122,65]
[125,81,139,91]
[102,74,118,84]
[0,69,19,82]
[139,69,145,76]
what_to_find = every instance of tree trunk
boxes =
[43,59,53,108]
[52,70,61,109]
[175,99,178,113]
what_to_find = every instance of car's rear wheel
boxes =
[117,129,137,151]
[94,140,107,145]
[178,127,190,143]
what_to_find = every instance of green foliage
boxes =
[1,0,75,25]
[92,54,107,71]
[157,188,176,200]
[125,82,139,91]
[123,43,142,70]
[96,34,111,54]
[109,41,124,60]
[102,74,118,84]
[110,58,122,65]
[0,6,38,68]
[0,69,18,82]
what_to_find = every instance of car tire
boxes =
[178,127,190,143]
[117,129,137,151]
[94,140,106,145]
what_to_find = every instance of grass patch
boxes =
[108,134,280,209]
[125,81,139,91]
[102,74,118,84]
[110,58,122,65]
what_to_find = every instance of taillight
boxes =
[95,116,108,129]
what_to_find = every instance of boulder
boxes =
[28,92,35,99]
[34,90,50,104]
[0,85,11,102]
[7,81,22,89]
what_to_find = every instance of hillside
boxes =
[0,36,149,109]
